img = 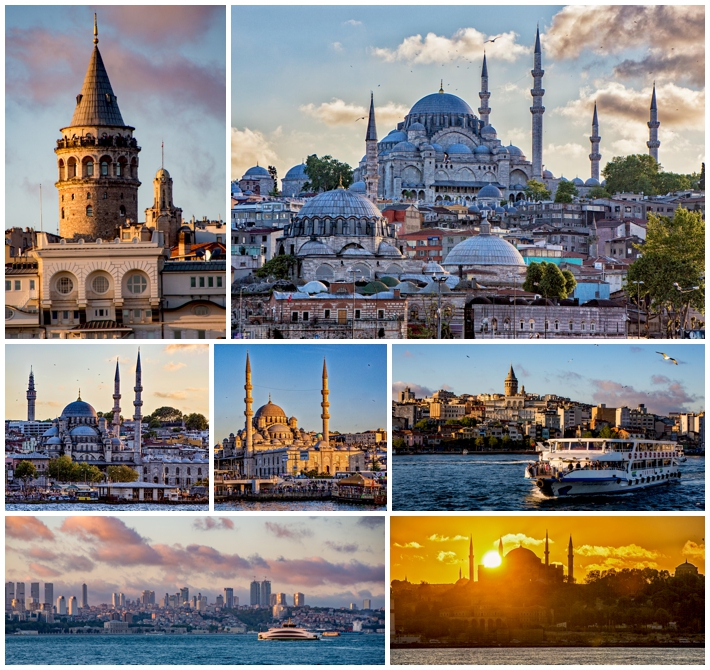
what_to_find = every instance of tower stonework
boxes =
[468,535,474,582]
[244,352,254,477]
[145,162,182,247]
[589,103,601,182]
[365,93,379,204]
[27,368,36,422]
[112,358,121,438]
[478,54,491,127]
[530,26,545,180]
[647,83,660,162]
[55,15,141,241]
[132,349,143,462]
[504,364,519,397]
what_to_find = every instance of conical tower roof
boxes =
[506,364,517,381]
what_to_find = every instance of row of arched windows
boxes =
[58,155,138,180]
[52,272,150,297]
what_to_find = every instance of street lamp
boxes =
[350,268,361,339]
[631,280,644,339]
[432,276,448,339]
[673,282,700,339]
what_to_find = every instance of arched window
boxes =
[101,161,109,176]
[120,205,126,217]
[57,277,74,294]
[126,274,147,294]
[92,276,109,294]
[58,159,65,181]
[61,208,65,219]
[86,192,91,199]
[85,160,94,177]
[569,320,574,331]
[86,205,93,217]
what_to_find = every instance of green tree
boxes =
[253,254,297,280]
[522,262,544,294]
[150,407,183,423]
[74,462,103,484]
[107,465,139,483]
[48,455,76,482]
[655,171,692,194]
[414,419,432,431]
[267,165,279,196]
[392,437,406,451]
[554,180,579,203]
[185,413,208,430]
[625,207,704,337]
[697,162,705,190]
[302,154,353,192]
[523,262,570,299]
[603,154,660,195]
[562,269,577,297]
[14,461,38,488]
[523,179,551,202]
[587,185,610,199]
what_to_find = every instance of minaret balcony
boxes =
[56,137,140,150]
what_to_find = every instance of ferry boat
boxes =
[525,438,683,497]
[321,631,340,637]
[258,620,319,641]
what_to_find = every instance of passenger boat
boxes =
[322,631,340,637]
[258,620,319,641]
[525,438,683,497]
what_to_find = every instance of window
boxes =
[145,310,152,318]
[208,277,214,287]
[190,277,196,288]
[324,309,331,319]
[355,309,361,319]
[14,280,21,291]
[51,311,58,320]
[197,330,206,339]
[174,330,182,339]
[92,276,109,293]
[103,192,108,199]
[126,274,147,294]
[74,311,80,319]
[62,311,69,319]
[378,309,385,319]
[87,192,91,200]
[291,311,298,322]
[29,280,35,291]
[216,277,223,288]
[86,160,94,177]
[569,321,574,331]
[86,205,93,217]
[590,323,596,332]
[101,161,108,176]
[5,280,11,291]
[133,309,141,318]
[302,311,309,321]
[57,277,74,294]
[199,277,205,288]
[193,305,209,316]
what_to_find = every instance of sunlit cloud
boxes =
[300,98,408,132]
[436,551,458,564]
[231,126,280,181]
[6,517,55,541]
[392,381,432,398]
[428,534,467,543]
[394,542,423,549]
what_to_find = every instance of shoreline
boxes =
[391,642,704,649]
[5,500,208,506]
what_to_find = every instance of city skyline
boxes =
[6,6,226,232]
[6,516,386,609]
[5,343,209,420]
[391,515,704,584]
[214,344,387,439]
[392,343,704,416]
[232,5,703,183]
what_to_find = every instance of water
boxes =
[393,454,705,511]
[5,633,385,665]
[5,503,208,512]
[391,647,704,665]
[215,501,386,511]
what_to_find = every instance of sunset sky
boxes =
[6,516,385,609]
[5,343,209,421]
[232,5,704,183]
[392,343,704,417]
[214,344,387,440]
[6,6,226,232]
[391,515,704,584]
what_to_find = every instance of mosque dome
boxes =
[46,436,62,446]
[61,399,98,419]
[392,141,418,153]
[496,146,509,155]
[349,181,366,193]
[377,241,403,257]
[585,177,600,187]
[285,163,307,179]
[495,206,506,214]
[155,167,171,180]
[442,230,525,268]
[255,401,288,420]
[70,425,98,437]
[474,145,491,154]
[42,426,59,437]
[409,92,474,116]
[480,124,497,137]
[447,143,473,154]
[243,165,270,177]
[507,144,524,157]
[408,122,426,131]
[505,546,541,567]
[297,187,382,220]
[430,143,444,153]
[543,169,554,179]
[478,184,503,199]
[572,177,585,186]
[380,130,407,145]
[422,260,446,276]
[468,204,481,214]
[268,423,290,433]
[298,281,329,294]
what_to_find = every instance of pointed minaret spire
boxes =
[112,357,122,439]
[27,368,37,422]
[647,82,660,162]
[589,102,601,182]
[568,534,575,584]
[321,357,330,447]
[469,535,474,583]
[478,53,491,127]
[244,352,254,476]
[133,349,143,460]
[530,25,546,179]
[498,537,504,557]
[364,92,380,204]
[93,13,99,45]
[545,530,550,567]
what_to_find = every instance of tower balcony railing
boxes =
[56,136,140,150]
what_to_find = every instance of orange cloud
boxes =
[6,517,54,541]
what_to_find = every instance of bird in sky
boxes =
[656,352,678,365]
[484,37,499,43]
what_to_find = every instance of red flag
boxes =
[287,294,292,303]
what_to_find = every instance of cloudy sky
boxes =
[6,516,386,609]
[214,344,387,440]
[5,343,209,421]
[392,343,704,416]
[391,515,704,583]
[232,5,704,183]
[6,6,226,233]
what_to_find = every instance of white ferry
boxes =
[258,620,319,641]
[525,438,683,497]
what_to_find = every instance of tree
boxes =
[587,185,610,199]
[302,154,353,192]
[562,269,577,297]
[625,207,704,337]
[602,154,694,196]
[554,180,579,203]
[48,455,76,482]
[414,419,432,431]
[74,462,103,484]
[523,262,570,299]
[522,262,544,294]
[150,407,183,423]
[392,437,406,451]
[253,254,297,280]
[185,413,208,430]
[14,461,37,489]
[267,165,279,196]
[107,465,139,483]
[697,163,705,190]
[523,179,551,202]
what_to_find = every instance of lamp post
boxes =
[673,282,700,339]
[630,280,644,339]
[350,268,361,339]
[432,276,448,339]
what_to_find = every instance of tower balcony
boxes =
[56,136,141,151]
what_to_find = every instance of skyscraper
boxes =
[112,593,120,608]
[260,579,272,608]
[44,583,53,610]
[180,587,189,605]
[250,579,260,607]
[224,587,234,609]
[30,582,40,604]
[294,592,305,607]
[56,596,67,615]
[363,599,372,610]
[68,596,78,615]
[6,582,15,609]
[81,583,88,609]
[15,583,25,609]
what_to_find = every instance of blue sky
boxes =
[6,516,386,609]
[6,6,226,232]
[214,344,387,440]
[392,343,704,416]
[5,343,209,421]
[232,5,704,183]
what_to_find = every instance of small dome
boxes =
[478,184,503,199]
[380,130,407,145]
[442,233,525,269]
[244,165,270,177]
[422,260,446,275]
[42,426,59,437]
[506,144,524,156]
[409,92,474,116]
[379,276,400,287]
[285,163,307,179]
[506,205,518,214]
[474,145,491,154]
[572,177,585,186]
[361,280,389,295]
[156,167,171,179]
[543,170,554,179]
[397,280,422,294]
[61,399,98,419]
[430,143,444,153]
[496,146,509,155]
[46,436,62,445]
[69,425,97,437]
[468,204,481,213]
[495,206,506,213]
[111,437,121,447]
[268,423,290,434]
[559,176,569,182]
[296,188,383,220]
[446,143,473,154]
[349,181,366,193]
[585,178,600,187]
[481,124,497,136]
[392,141,418,153]
[255,401,287,420]
[377,241,403,257]
[408,122,426,131]
[298,281,329,294]
[340,245,373,257]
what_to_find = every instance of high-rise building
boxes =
[293,592,305,607]
[223,587,234,609]
[260,579,271,608]
[56,596,67,615]
[141,590,155,605]
[15,583,25,609]
[6,582,15,609]
[180,587,189,605]
[44,583,53,610]
[250,579,260,607]
[269,593,277,607]
[119,593,126,607]
[349,602,358,610]
[30,582,40,603]
[275,593,287,605]
[215,594,224,608]
[363,599,371,610]
[68,596,78,615]
[82,583,88,609]
[112,593,120,608]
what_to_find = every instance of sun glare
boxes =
[482,550,502,568]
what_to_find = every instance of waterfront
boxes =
[5,632,385,665]
[393,454,705,510]
[215,500,386,511]
[5,503,208,512]
[391,647,704,665]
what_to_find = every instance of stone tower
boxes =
[589,103,601,182]
[55,14,141,241]
[530,26,545,180]
[112,358,122,438]
[647,83,660,162]
[27,368,36,422]
[478,53,491,127]
[132,349,143,461]
[365,93,379,203]
[504,364,518,397]
[145,146,183,247]
[568,535,575,583]
[468,535,474,582]
[244,352,254,477]
[321,358,330,446]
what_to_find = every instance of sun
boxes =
[482,550,502,568]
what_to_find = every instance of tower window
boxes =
[126,274,147,294]
[101,161,108,176]
[103,192,108,199]
[86,205,93,217]
[87,192,91,199]
[71,194,75,200]
[120,206,126,217]
[56,277,74,294]
[86,160,94,177]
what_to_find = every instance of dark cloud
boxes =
[392,381,432,398]
[614,50,704,88]
[193,518,235,531]
[358,517,385,529]
[264,522,314,541]
[325,541,359,554]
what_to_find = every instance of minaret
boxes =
[504,364,518,397]
[530,25,545,180]
[244,352,254,476]
[321,358,330,446]
[55,14,141,241]
[589,103,601,182]
[478,53,491,127]
[468,535,474,582]
[132,349,143,459]
[112,358,121,438]
[544,530,550,567]
[365,92,379,203]
[647,83,660,162]
[26,368,36,422]
[498,537,504,558]
[568,535,575,583]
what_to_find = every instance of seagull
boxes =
[656,352,678,365]
[355,116,366,121]
[484,37,499,43]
